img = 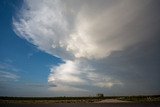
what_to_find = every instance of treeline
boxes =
[118,95,160,102]
[0,96,106,100]
[0,95,160,101]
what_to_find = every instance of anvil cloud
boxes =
[13,0,160,95]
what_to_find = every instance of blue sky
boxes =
[0,0,63,96]
[0,0,160,97]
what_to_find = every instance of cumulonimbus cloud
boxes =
[48,60,122,94]
[13,0,159,94]
[13,0,154,60]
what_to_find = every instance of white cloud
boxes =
[13,0,159,94]
[48,85,88,94]
[0,70,19,82]
[0,61,20,73]
[13,0,72,59]
[0,62,20,82]
[13,0,153,59]
[48,60,85,85]
[65,0,153,59]
[48,60,122,93]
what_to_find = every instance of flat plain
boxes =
[1,96,160,107]
[0,103,160,107]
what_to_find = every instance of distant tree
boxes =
[97,93,104,97]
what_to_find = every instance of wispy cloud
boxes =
[4,58,13,63]
[0,70,19,82]
[24,82,58,88]
[0,61,20,72]
[0,61,20,82]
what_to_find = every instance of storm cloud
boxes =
[13,0,160,95]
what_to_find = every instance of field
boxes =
[0,95,160,107]
[0,95,160,104]
[0,103,160,107]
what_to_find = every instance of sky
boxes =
[0,0,160,97]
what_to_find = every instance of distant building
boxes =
[97,93,104,97]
